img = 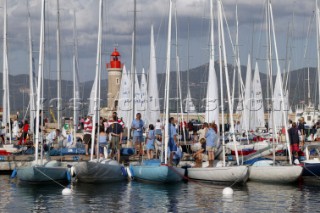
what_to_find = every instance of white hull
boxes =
[187,165,248,184]
[249,165,303,183]
[253,141,284,151]
[226,143,254,151]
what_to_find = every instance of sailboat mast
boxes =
[132,0,137,120]
[218,0,239,165]
[316,0,320,108]
[72,9,79,145]
[164,0,172,165]
[2,0,11,144]
[187,23,190,122]
[217,0,226,167]
[27,0,35,137]
[35,0,45,163]
[174,3,186,144]
[231,3,239,107]
[269,1,292,164]
[90,0,103,161]
[56,0,61,129]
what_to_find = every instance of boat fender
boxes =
[62,188,72,196]
[66,170,72,182]
[222,187,233,195]
[11,169,17,178]
[129,165,135,180]
[121,166,128,177]
[126,166,133,180]
[70,166,76,177]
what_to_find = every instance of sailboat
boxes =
[247,0,302,183]
[186,0,248,184]
[241,55,252,132]
[250,62,265,130]
[117,65,132,128]
[184,24,196,115]
[129,0,185,183]
[184,88,196,113]
[1,0,11,146]
[70,0,126,183]
[134,69,142,117]
[146,25,160,126]
[296,0,320,180]
[204,0,219,126]
[71,9,80,147]
[16,0,69,183]
[140,68,148,123]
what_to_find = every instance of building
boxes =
[106,48,123,111]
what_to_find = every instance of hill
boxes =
[0,63,316,119]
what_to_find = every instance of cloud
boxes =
[0,0,318,82]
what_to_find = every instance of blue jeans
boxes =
[168,138,177,152]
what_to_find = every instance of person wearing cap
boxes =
[83,114,93,155]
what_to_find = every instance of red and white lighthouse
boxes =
[106,48,123,110]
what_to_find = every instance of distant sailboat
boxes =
[134,70,141,117]
[147,25,160,126]
[184,87,196,113]
[117,65,132,127]
[88,76,97,116]
[140,68,148,122]
[268,70,284,130]
[241,55,252,131]
[250,62,264,130]
[204,2,219,126]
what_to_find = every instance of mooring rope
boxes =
[34,166,69,189]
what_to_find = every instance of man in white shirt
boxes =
[46,129,62,147]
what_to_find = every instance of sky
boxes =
[0,0,318,83]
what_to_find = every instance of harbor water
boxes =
[1,175,320,212]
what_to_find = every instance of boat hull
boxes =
[302,162,320,176]
[187,165,249,184]
[16,165,69,183]
[72,160,126,183]
[130,164,185,183]
[249,165,303,183]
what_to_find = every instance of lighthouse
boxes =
[106,48,123,111]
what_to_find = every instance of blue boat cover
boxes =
[120,148,135,156]
[243,157,270,165]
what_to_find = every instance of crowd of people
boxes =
[2,109,318,167]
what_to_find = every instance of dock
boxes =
[0,153,291,173]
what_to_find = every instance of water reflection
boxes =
[1,176,320,212]
[123,182,183,212]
